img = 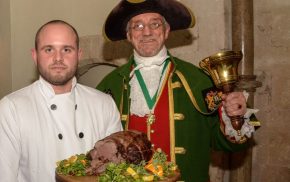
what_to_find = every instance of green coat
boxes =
[97,55,249,182]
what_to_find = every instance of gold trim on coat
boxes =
[174,113,185,120]
[147,123,151,141]
[249,121,261,127]
[119,80,125,116]
[168,71,176,163]
[175,147,186,154]
[171,81,182,89]
[121,114,128,121]
[122,81,130,131]
[152,62,172,110]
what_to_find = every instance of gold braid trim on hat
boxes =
[126,0,146,4]
[178,1,196,28]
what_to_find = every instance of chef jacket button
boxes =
[51,104,57,110]
[150,130,155,133]
[58,133,63,140]
[75,104,77,110]
[79,132,84,138]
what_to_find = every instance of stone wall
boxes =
[253,0,290,181]
[0,0,12,97]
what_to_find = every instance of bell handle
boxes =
[222,83,245,133]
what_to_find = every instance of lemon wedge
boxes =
[142,175,154,181]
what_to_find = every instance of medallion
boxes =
[146,112,156,125]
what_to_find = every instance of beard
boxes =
[37,61,77,86]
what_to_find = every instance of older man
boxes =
[97,0,256,181]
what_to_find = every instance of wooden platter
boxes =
[55,170,180,182]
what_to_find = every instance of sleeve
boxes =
[208,111,250,152]
[104,95,123,136]
[0,97,21,181]
[212,126,251,152]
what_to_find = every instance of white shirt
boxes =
[0,77,122,182]
[129,46,169,116]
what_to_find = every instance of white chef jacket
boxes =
[0,76,122,182]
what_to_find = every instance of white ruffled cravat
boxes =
[129,46,169,117]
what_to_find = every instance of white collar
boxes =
[130,46,169,77]
[134,46,168,66]
[38,76,77,99]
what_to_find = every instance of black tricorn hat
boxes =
[103,0,195,41]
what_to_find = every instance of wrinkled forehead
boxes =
[128,12,164,24]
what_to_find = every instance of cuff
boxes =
[219,91,259,143]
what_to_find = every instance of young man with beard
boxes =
[0,20,122,182]
[97,0,258,181]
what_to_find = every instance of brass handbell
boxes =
[199,50,244,135]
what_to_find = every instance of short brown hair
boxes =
[34,20,79,50]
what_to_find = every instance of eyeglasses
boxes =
[130,21,164,31]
